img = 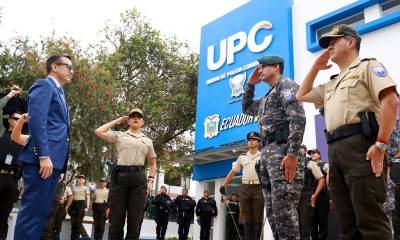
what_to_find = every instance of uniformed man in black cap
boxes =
[220,131,264,240]
[297,24,397,239]
[174,188,196,240]
[0,85,24,240]
[196,190,218,240]
[243,55,306,239]
[224,193,240,240]
[153,186,173,240]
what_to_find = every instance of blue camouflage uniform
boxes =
[243,57,306,239]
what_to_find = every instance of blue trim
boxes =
[192,158,242,181]
[306,0,398,52]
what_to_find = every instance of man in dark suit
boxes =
[14,54,73,240]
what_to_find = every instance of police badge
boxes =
[229,72,246,97]
[204,114,220,139]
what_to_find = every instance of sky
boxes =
[0,0,250,52]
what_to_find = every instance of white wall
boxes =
[292,0,400,149]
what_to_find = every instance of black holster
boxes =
[274,121,289,144]
[358,112,378,140]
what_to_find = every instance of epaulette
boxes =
[361,58,376,62]
[330,74,338,80]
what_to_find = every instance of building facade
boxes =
[190,0,400,239]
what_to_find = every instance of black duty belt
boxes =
[115,165,144,173]
[324,123,362,144]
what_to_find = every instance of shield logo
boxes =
[204,114,220,139]
[229,72,246,97]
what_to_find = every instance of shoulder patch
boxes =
[372,66,388,77]
[282,89,295,101]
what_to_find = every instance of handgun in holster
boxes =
[274,121,290,144]
[358,112,378,140]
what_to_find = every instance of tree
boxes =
[100,9,198,177]
[0,8,198,182]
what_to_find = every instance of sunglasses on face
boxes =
[56,63,74,71]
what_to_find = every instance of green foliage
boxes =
[0,8,197,181]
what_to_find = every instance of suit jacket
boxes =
[18,77,70,172]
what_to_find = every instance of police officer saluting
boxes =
[0,86,23,240]
[297,24,398,239]
[196,190,218,240]
[92,178,109,240]
[174,188,196,240]
[243,55,306,239]
[220,131,264,240]
[95,108,157,239]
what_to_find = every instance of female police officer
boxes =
[95,108,157,239]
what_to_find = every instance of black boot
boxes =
[252,223,262,240]
[244,222,253,240]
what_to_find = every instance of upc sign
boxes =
[195,0,294,151]
[207,20,274,71]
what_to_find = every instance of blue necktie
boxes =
[58,87,66,104]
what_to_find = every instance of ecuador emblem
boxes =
[204,114,220,139]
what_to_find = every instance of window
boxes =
[316,12,365,39]
[381,0,400,16]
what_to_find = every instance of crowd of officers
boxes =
[1,23,400,240]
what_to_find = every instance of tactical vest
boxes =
[227,200,239,214]
[317,161,330,202]
[303,159,318,191]
[0,130,22,169]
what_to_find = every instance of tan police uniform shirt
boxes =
[106,130,156,166]
[94,188,109,203]
[72,185,90,201]
[232,151,260,182]
[310,57,396,131]
[307,161,324,180]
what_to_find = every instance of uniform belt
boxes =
[0,169,15,175]
[324,123,362,144]
[114,165,144,173]
[242,180,260,185]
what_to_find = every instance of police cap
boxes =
[319,24,361,49]
[77,174,85,179]
[99,178,106,182]
[128,108,144,118]
[307,149,320,155]
[247,132,261,141]
[257,55,284,65]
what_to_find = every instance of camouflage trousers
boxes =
[260,146,303,240]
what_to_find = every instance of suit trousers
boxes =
[14,164,60,240]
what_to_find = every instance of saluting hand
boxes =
[8,85,22,98]
[312,50,332,71]
[115,116,129,125]
[247,66,262,85]
[39,157,53,179]
[366,144,385,177]
[280,155,298,183]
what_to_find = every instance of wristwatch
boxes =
[375,141,389,152]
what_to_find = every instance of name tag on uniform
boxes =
[5,154,13,165]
